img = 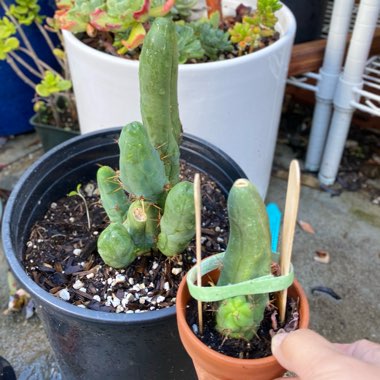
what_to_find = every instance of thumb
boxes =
[271,329,346,379]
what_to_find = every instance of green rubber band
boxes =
[187,252,294,302]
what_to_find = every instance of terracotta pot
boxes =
[176,270,310,380]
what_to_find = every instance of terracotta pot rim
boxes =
[177,276,309,365]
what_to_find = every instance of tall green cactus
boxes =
[215,179,272,340]
[97,17,195,269]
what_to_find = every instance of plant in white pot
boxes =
[0,0,79,150]
[55,0,296,198]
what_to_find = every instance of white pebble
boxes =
[73,248,82,256]
[215,226,221,232]
[132,284,141,292]
[107,278,113,285]
[86,273,94,279]
[128,277,134,285]
[72,280,84,290]
[93,231,99,236]
[116,305,124,313]
[77,304,86,309]
[192,324,199,334]
[156,295,165,303]
[50,202,57,209]
[139,283,146,290]
[171,268,182,276]
[217,237,224,243]
[139,297,146,305]
[200,237,207,244]
[112,274,126,286]
[59,289,70,301]
[69,217,75,223]
[79,287,87,293]
[93,295,101,302]
[126,310,134,314]
[27,241,33,248]
[125,293,135,303]
[111,297,121,307]
[163,282,170,291]
[152,262,159,270]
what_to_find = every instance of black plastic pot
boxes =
[282,0,328,44]
[30,114,80,152]
[2,128,245,380]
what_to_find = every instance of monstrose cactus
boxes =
[215,179,272,340]
[97,17,195,269]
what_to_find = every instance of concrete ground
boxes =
[0,130,379,379]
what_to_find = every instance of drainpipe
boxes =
[304,0,355,171]
[319,0,380,185]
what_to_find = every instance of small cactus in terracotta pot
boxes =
[176,178,310,380]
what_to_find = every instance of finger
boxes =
[271,329,349,378]
[334,340,380,366]
[272,329,380,379]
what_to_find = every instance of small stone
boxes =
[116,305,124,313]
[132,284,141,292]
[156,295,165,303]
[139,297,146,305]
[79,287,87,293]
[125,293,135,303]
[73,280,84,290]
[215,226,221,232]
[152,262,159,270]
[139,283,146,290]
[50,202,57,209]
[163,282,170,291]
[77,304,86,309]
[84,183,95,197]
[93,231,99,236]
[112,274,126,286]
[26,241,33,248]
[93,295,101,302]
[126,310,134,314]
[150,306,156,311]
[86,273,94,279]
[171,267,182,276]
[217,237,224,243]
[73,248,82,256]
[200,237,207,244]
[192,324,199,334]
[59,289,70,301]
[107,278,113,285]
[69,217,75,223]
[111,297,120,307]
[128,277,134,285]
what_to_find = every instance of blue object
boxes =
[0,0,59,137]
[266,203,282,254]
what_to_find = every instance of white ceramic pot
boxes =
[63,1,296,197]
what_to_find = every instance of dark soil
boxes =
[186,294,300,359]
[23,161,229,313]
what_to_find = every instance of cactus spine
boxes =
[97,17,194,269]
[215,179,272,340]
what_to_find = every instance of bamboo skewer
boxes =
[194,173,203,335]
[278,160,301,323]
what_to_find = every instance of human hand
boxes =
[271,329,380,379]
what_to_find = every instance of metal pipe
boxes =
[305,0,355,171]
[319,0,380,185]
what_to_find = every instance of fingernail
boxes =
[271,331,288,354]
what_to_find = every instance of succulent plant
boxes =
[97,17,195,269]
[228,0,281,54]
[215,178,272,340]
[0,0,77,130]
[54,0,175,50]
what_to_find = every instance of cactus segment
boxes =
[139,17,182,186]
[97,166,130,223]
[118,121,168,201]
[98,223,137,268]
[215,179,272,340]
[157,181,195,257]
[123,199,159,254]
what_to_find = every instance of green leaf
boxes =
[36,71,72,97]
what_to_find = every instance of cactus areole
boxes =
[186,179,295,340]
[97,17,196,269]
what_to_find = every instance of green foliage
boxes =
[35,71,72,97]
[54,0,175,49]
[0,17,18,60]
[171,0,197,19]
[228,0,281,54]
[215,179,272,340]
[7,0,42,25]
[97,18,195,269]
[176,12,232,63]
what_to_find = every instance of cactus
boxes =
[97,17,195,269]
[215,179,272,340]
